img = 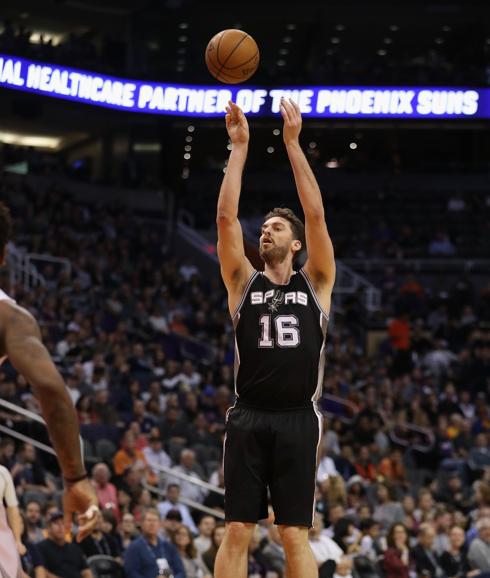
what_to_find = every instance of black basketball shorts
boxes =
[223,402,323,527]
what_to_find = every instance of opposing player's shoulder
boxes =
[0,299,36,327]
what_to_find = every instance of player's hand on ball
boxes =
[225,100,249,145]
[63,477,100,542]
[280,97,302,145]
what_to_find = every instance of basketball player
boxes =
[0,203,98,573]
[214,98,335,578]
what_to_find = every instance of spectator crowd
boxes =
[0,173,489,578]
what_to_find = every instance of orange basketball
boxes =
[205,29,259,84]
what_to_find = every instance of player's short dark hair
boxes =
[263,207,305,261]
[0,202,12,255]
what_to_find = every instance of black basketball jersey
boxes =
[232,268,329,410]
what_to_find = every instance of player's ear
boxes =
[292,239,302,253]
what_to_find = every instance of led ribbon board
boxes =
[1,54,489,118]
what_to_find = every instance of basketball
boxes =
[205,29,259,84]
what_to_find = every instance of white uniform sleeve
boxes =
[0,465,19,507]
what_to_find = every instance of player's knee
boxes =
[278,525,309,551]
[224,521,255,548]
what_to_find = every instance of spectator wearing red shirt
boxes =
[91,463,120,520]
[383,523,411,578]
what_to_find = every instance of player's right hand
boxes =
[225,100,249,145]
[63,477,100,542]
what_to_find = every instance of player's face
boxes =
[259,217,298,264]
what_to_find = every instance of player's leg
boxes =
[269,406,323,578]
[278,525,318,578]
[214,521,256,578]
[216,405,270,578]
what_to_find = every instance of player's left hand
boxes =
[63,477,100,542]
[280,98,302,145]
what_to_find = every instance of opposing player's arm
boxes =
[216,101,254,297]
[281,98,335,290]
[1,303,86,479]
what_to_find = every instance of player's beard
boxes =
[259,243,289,265]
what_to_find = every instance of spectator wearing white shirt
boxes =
[157,484,198,535]
[167,450,207,504]
[309,513,353,578]
[142,380,167,414]
[176,360,202,390]
[143,430,172,477]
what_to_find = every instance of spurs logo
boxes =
[268,290,284,313]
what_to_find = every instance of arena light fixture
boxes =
[30,31,64,46]
[0,131,61,149]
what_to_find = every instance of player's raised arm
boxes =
[281,98,336,294]
[2,302,99,541]
[216,101,254,308]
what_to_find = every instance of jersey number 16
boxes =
[258,314,300,348]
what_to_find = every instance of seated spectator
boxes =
[158,406,190,447]
[157,483,198,535]
[359,518,382,563]
[383,523,411,578]
[247,526,270,577]
[202,523,226,576]
[0,438,17,470]
[113,430,148,477]
[378,448,407,485]
[119,512,139,552]
[91,462,120,518]
[142,380,167,414]
[172,524,211,578]
[100,508,124,557]
[79,515,122,562]
[414,489,436,524]
[124,508,185,578]
[317,449,341,487]
[428,232,456,257]
[469,434,490,470]
[129,398,156,436]
[373,483,404,531]
[38,511,93,578]
[19,512,46,578]
[468,517,490,573]
[309,513,352,578]
[142,428,172,478]
[354,446,378,482]
[162,508,184,542]
[412,523,446,578]
[324,504,347,538]
[433,508,452,556]
[194,514,216,555]
[24,499,44,544]
[439,525,473,578]
[167,449,207,503]
[262,524,286,577]
[14,443,56,498]
[204,467,225,512]
[333,516,361,556]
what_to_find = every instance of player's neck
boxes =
[263,262,295,286]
